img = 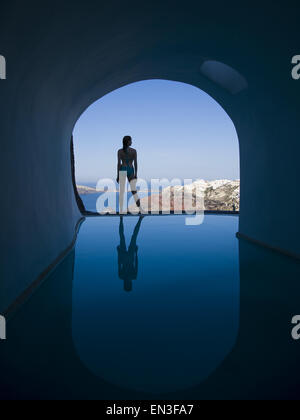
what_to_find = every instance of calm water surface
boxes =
[2,214,300,400]
[72,215,240,393]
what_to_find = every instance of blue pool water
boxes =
[2,214,300,400]
[72,215,240,393]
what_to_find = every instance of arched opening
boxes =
[72,79,240,215]
[70,78,241,393]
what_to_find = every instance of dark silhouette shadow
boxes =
[117,216,144,292]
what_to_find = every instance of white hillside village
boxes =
[77,179,240,212]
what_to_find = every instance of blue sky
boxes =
[73,80,239,184]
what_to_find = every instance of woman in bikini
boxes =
[117,136,141,213]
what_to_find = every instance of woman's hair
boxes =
[123,136,132,150]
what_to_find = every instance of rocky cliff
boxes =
[76,185,97,195]
[137,180,240,212]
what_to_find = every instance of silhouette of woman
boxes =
[117,216,144,292]
[117,136,141,213]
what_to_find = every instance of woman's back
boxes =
[119,147,136,167]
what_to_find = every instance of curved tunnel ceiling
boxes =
[200,60,248,94]
[0,0,299,315]
[69,54,249,136]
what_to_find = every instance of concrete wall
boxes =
[0,0,299,312]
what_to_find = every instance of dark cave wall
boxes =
[0,0,299,311]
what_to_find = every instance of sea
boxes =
[78,181,152,213]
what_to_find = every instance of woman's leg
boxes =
[129,175,141,208]
[129,216,143,253]
[119,170,127,213]
[119,216,126,250]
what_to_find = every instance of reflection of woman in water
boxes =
[117,136,141,213]
[117,216,144,292]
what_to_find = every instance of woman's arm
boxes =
[117,150,121,182]
[134,150,138,178]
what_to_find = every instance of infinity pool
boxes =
[72,215,240,393]
[2,214,300,400]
